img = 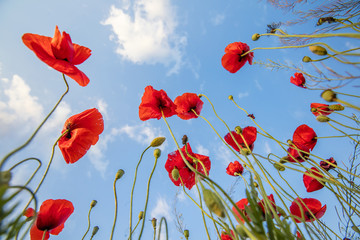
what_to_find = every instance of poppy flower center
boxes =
[65,123,72,139]
[237,53,244,62]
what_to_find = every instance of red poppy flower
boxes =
[22,26,91,87]
[165,143,211,190]
[303,167,325,192]
[320,157,337,171]
[292,124,317,151]
[221,42,254,73]
[221,230,235,240]
[232,195,276,223]
[58,108,104,164]
[226,161,244,176]
[174,93,204,120]
[310,103,336,116]
[290,197,326,223]
[24,208,36,220]
[139,86,177,121]
[224,126,257,152]
[290,72,306,88]
[27,199,74,240]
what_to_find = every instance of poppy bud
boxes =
[182,135,188,145]
[138,211,144,220]
[316,115,330,122]
[203,188,226,218]
[0,171,11,186]
[115,169,125,180]
[302,56,312,62]
[171,168,180,181]
[328,104,344,111]
[228,95,234,100]
[90,200,97,208]
[309,46,328,56]
[151,218,157,229]
[150,137,166,147]
[276,206,286,217]
[240,148,251,156]
[154,148,161,158]
[279,157,288,163]
[235,126,242,134]
[321,89,337,102]
[287,139,293,145]
[252,33,260,41]
[92,226,99,236]
[253,182,258,188]
[274,162,285,171]
[184,229,190,238]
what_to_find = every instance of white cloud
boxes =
[211,13,225,26]
[42,102,72,133]
[0,75,44,136]
[102,0,187,75]
[195,144,209,156]
[264,141,271,155]
[112,122,165,147]
[254,79,263,91]
[97,99,109,120]
[151,196,172,221]
[238,92,249,99]
[215,145,235,167]
[88,133,111,178]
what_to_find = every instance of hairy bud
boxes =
[150,137,166,147]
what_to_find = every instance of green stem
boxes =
[157,217,168,240]
[335,98,360,111]
[22,130,69,212]
[41,230,47,240]
[81,205,94,240]
[0,74,69,171]
[129,145,151,240]
[195,181,211,240]
[110,177,119,240]
[138,154,159,239]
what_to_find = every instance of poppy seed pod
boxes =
[328,104,344,111]
[252,33,260,41]
[90,200,97,208]
[150,137,166,147]
[182,135,188,145]
[302,56,312,62]
[309,46,328,56]
[115,169,125,180]
[240,148,251,156]
[138,211,144,220]
[203,188,226,218]
[321,89,337,102]
[274,162,285,171]
[171,168,180,181]
[316,115,330,122]
[228,95,234,100]
[154,148,161,158]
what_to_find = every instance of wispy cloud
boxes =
[238,92,249,99]
[264,141,272,155]
[151,196,172,221]
[102,0,187,75]
[195,144,209,156]
[215,145,234,167]
[210,13,225,26]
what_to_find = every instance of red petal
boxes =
[30,224,50,240]
[221,53,244,73]
[50,26,75,62]
[303,167,325,192]
[72,44,92,65]
[174,93,203,120]
[292,124,317,151]
[63,108,104,136]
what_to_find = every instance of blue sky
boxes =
[0,0,359,239]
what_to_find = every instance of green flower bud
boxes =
[302,56,312,62]
[154,148,161,158]
[171,168,180,181]
[235,126,242,134]
[274,162,285,171]
[203,188,225,218]
[90,200,97,208]
[316,115,330,122]
[184,229,190,238]
[115,169,125,180]
[279,157,288,164]
[240,148,251,156]
[309,46,328,56]
[328,104,344,111]
[138,211,144,220]
[150,137,166,147]
[321,89,337,102]
[287,139,293,145]
[151,218,157,229]
[253,182,259,188]
[252,33,260,41]
[92,226,99,236]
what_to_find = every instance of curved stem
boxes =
[81,205,94,240]
[157,217,168,240]
[138,154,159,239]
[0,74,69,171]
[129,146,151,240]
[110,177,119,240]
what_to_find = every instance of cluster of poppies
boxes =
[22,26,104,239]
